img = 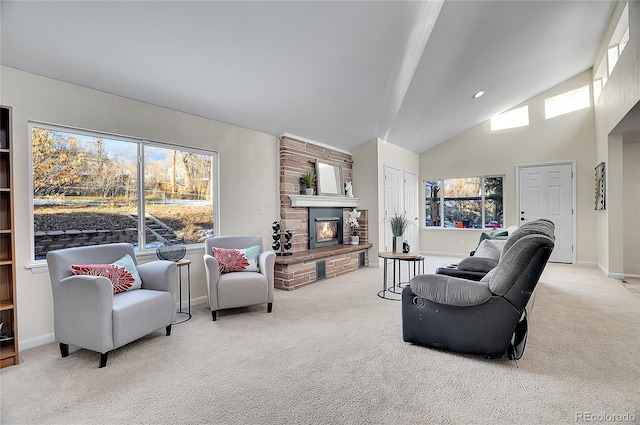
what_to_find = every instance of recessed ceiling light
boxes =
[473,91,485,99]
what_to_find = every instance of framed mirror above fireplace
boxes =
[316,161,343,196]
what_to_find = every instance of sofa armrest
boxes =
[435,267,487,281]
[457,256,498,273]
[409,274,492,307]
[258,250,276,303]
[137,260,176,295]
[203,253,221,310]
[51,275,115,353]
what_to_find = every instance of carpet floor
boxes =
[1,258,638,425]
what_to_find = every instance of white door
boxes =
[403,170,418,252]
[518,163,573,263]
[383,166,402,251]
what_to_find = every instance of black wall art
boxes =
[595,162,606,210]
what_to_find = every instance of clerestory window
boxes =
[30,123,218,261]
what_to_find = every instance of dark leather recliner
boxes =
[402,219,555,359]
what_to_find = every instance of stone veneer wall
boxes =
[274,245,370,290]
[279,136,363,250]
[276,136,370,290]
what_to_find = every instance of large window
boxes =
[31,123,217,261]
[424,176,503,229]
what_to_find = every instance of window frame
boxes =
[28,121,219,265]
[423,175,504,230]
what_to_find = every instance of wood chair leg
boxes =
[267,303,273,313]
[59,343,69,358]
[211,310,217,321]
[99,352,109,368]
[166,325,172,336]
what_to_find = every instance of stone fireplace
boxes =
[309,207,343,249]
[275,135,371,290]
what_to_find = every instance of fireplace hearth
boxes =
[309,207,343,249]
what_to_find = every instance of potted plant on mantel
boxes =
[301,170,317,195]
[347,208,361,245]
[389,213,409,253]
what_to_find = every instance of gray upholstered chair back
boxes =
[484,220,555,306]
[500,218,555,260]
[47,243,137,285]
[204,235,263,254]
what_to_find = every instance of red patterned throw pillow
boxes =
[70,264,136,294]
[212,247,251,273]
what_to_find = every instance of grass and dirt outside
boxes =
[34,203,214,243]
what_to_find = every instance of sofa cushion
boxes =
[475,239,506,261]
[112,254,142,290]
[410,274,492,307]
[217,271,268,309]
[501,219,555,260]
[70,263,136,294]
[213,245,260,273]
[112,289,174,347]
[488,235,554,296]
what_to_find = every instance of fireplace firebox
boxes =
[309,207,343,249]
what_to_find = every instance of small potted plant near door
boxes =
[301,170,317,195]
[347,208,361,245]
[389,213,409,253]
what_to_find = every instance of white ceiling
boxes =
[0,0,616,154]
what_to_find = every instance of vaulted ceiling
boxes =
[0,1,616,153]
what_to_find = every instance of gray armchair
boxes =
[203,236,275,321]
[47,243,176,367]
[402,219,555,359]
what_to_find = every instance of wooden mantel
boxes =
[288,194,359,208]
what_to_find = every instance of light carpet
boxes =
[1,258,638,425]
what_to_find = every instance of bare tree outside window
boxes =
[424,176,503,229]
[31,125,217,260]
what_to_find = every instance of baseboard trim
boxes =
[596,262,626,279]
[20,332,56,351]
[176,295,208,310]
[574,261,597,267]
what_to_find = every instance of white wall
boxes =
[593,1,640,276]
[419,71,597,261]
[623,140,640,276]
[352,139,380,257]
[352,138,419,264]
[0,66,280,345]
